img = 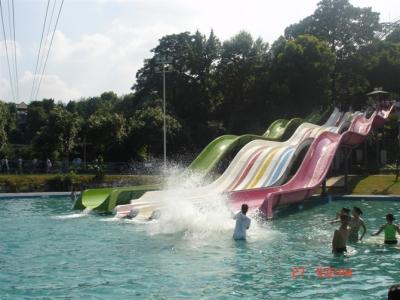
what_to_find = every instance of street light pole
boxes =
[162,63,167,171]
[155,56,173,172]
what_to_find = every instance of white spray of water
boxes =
[53,208,92,219]
[143,170,278,244]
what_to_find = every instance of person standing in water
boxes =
[372,213,400,244]
[330,207,351,223]
[233,204,251,240]
[70,186,77,202]
[332,214,351,255]
[348,207,367,242]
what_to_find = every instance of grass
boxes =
[0,174,162,193]
[1,173,400,195]
[327,175,400,195]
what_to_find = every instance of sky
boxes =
[0,0,399,103]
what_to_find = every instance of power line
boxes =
[0,0,15,102]
[30,0,50,101]
[6,0,18,100]
[34,0,64,101]
[11,0,18,100]
[34,0,57,100]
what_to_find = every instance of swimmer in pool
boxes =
[233,204,251,241]
[388,284,400,300]
[372,213,400,245]
[348,206,367,242]
[332,214,351,255]
[330,207,351,223]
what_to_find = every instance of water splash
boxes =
[53,208,92,219]
[141,170,278,243]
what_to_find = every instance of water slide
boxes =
[228,104,394,219]
[73,107,331,212]
[114,107,349,218]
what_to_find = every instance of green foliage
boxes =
[1,1,400,165]
[215,31,271,133]
[87,112,127,156]
[89,156,105,181]
[0,101,9,154]
[33,106,82,161]
[134,30,222,149]
[46,172,77,191]
[285,0,380,57]
[386,28,400,44]
[269,35,335,115]
[128,104,182,155]
[0,174,161,192]
[284,0,381,105]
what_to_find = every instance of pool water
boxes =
[0,196,399,299]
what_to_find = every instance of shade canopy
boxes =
[367,90,389,96]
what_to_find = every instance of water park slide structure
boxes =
[180,107,331,176]
[73,107,332,212]
[114,108,348,218]
[228,105,394,219]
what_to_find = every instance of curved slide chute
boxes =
[114,107,352,218]
[228,104,394,219]
[73,108,331,212]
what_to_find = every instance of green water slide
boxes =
[187,118,304,175]
[73,185,160,211]
[73,107,331,212]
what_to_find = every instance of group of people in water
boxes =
[331,206,400,255]
[232,203,400,255]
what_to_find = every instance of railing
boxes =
[0,159,185,175]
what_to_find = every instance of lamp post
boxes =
[155,55,173,171]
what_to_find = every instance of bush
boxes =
[46,172,77,191]
[4,179,17,192]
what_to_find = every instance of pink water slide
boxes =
[228,104,394,219]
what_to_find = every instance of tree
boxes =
[86,112,127,160]
[215,31,271,133]
[133,30,222,149]
[362,41,400,95]
[269,35,335,115]
[26,101,51,141]
[127,103,182,158]
[386,28,400,44]
[0,101,9,154]
[33,106,82,162]
[285,0,381,103]
[285,0,380,57]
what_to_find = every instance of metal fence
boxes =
[0,159,172,175]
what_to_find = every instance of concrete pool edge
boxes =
[311,194,400,201]
[0,192,79,200]
[274,194,400,218]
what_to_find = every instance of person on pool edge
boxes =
[372,213,400,244]
[233,204,251,240]
[332,214,351,255]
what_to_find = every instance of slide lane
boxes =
[74,108,330,212]
[229,104,394,219]
[114,108,352,217]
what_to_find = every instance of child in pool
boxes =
[348,207,367,242]
[330,207,351,223]
[372,213,400,244]
[332,214,351,255]
[233,204,251,241]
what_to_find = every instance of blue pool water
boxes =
[0,196,400,299]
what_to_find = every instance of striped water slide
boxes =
[114,108,356,218]
[228,105,394,219]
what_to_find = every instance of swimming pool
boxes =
[0,196,399,299]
